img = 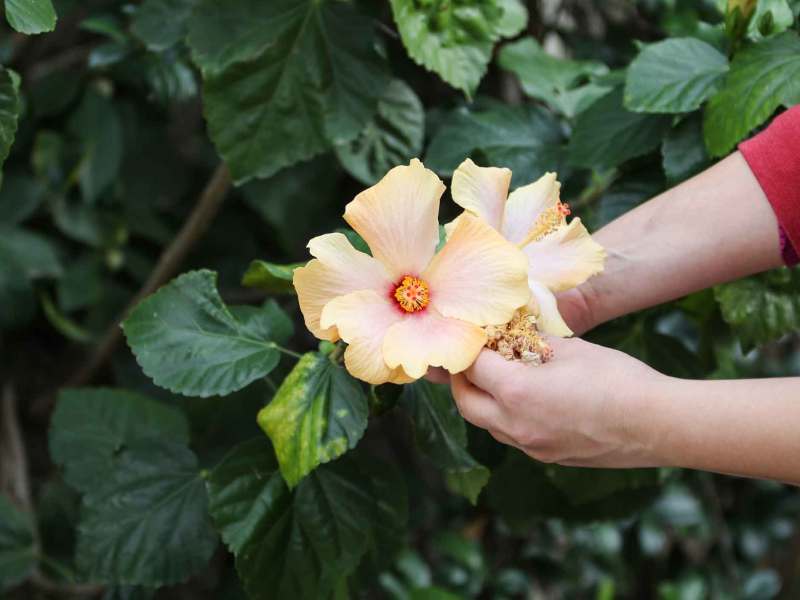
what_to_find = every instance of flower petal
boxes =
[451,158,512,231]
[382,308,487,379]
[344,158,444,278]
[319,289,409,385]
[528,281,573,337]
[523,218,605,293]
[293,233,393,341]
[423,213,530,326]
[501,172,560,244]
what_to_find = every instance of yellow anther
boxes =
[393,276,430,313]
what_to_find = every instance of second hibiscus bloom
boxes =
[294,158,604,385]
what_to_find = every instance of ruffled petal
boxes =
[293,233,393,341]
[528,281,573,337]
[451,158,512,231]
[319,289,409,384]
[344,158,444,278]
[501,172,560,244]
[523,218,605,293]
[423,213,530,326]
[382,307,487,379]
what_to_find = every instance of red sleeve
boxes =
[739,104,800,266]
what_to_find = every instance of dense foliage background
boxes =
[2,0,800,598]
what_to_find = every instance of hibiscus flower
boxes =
[293,159,530,384]
[448,159,605,336]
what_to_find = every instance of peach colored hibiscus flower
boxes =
[449,159,605,337]
[293,159,530,384]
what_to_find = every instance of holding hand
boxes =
[450,338,665,469]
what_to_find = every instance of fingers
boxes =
[424,367,450,385]
[451,373,505,430]
[463,349,518,392]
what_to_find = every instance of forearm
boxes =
[640,376,800,484]
[568,152,783,332]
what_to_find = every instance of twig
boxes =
[1,384,32,508]
[32,163,232,416]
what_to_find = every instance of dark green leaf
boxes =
[0,227,62,279]
[0,67,21,170]
[4,0,56,34]
[545,465,661,505]
[704,32,800,156]
[0,173,44,224]
[257,353,368,488]
[625,38,728,113]
[0,246,34,329]
[241,260,302,295]
[568,87,671,170]
[0,494,36,590]
[486,450,659,525]
[207,439,380,599]
[131,0,196,51]
[123,270,292,397]
[49,387,190,493]
[389,0,527,97]
[661,115,710,184]
[68,91,124,203]
[401,380,489,503]
[498,37,610,117]
[241,155,342,256]
[335,79,425,185]
[426,102,564,182]
[76,439,217,585]
[190,0,390,183]
[715,269,800,347]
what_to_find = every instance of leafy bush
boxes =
[2,0,800,598]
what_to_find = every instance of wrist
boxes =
[616,370,681,468]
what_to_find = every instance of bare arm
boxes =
[451,340,800,485]
[561,152,783,333]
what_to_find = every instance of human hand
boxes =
[450,337,669,468]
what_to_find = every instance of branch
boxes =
[72,163,232,386]
[33,163,232,415]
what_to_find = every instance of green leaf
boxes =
[131,0,196,51]
[76,439,217,585]
[4,0,56,34]
[0,246,34,329]
[486,450,659,525]
[123,270,292,397]
[0,173,45,224]
[401,380,489,504]
[207,438,384,599]
[747,0,794,40]
[704,32,800,156]
[0,227,62,279]
[661,114,710,184]
[257,353,368,488]
[189,0,390,183]
[715,268,800,348]
[498,37,610,117]
[68,91,124,203]
[426,102,564,182]
[335,79,425,185]
[0,67,21,170]
[445,468,491,505]
[545,465,660,505]
[241,260,302,295]
[0,495,36,590]
[389,0,527,97]
[625,38,728,113]
[568,87,671,170]
[49,387,190,493]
